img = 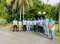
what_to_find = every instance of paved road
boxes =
[0,30,60,44]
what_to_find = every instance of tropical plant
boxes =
[0,0,58,22]
[0,0,8,19]
[6,0,33,20]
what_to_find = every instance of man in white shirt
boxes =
[23,20,27,31]
[33,18,37,32]
[39,17,44,33]
[37,18,40,32]
[30,19,33,31]
[13,18,18,32]
[26,20,30,31]
[48,18,55,40]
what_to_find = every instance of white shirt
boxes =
[13,20,17,25]
[33,20,36,25]
[30,21,33,25]
[23,20,27,25]
[19,21,22,26]
[26,21,30,25]
[43,19,49,26]
[37,20,40,24]
[39,20,43,26]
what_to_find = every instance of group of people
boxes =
[13,16,55,40]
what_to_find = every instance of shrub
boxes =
[0,19,7,25]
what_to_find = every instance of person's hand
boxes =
[49,27,51,30]
[48,25,51,30]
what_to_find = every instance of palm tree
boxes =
[6,0,12,5]
[6,0,33,20]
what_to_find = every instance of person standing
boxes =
[30,19,33,31]
[43,17,49,36]
[26,20,28,31]
[23,20,27,31]
[39,17,44,33]
[26,20,30,31]
[37,18,41,32]
[18,20,22,31]
[48,18,55,40]
[13,18,18,32]
[33,18,37,32]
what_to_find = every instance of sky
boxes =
[41,0,60,5]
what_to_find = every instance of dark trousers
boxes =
[23,25,26,31]
[34,25,36,32]
[38,26,40,32]
[38,26,44,33]
[13,25,18,32]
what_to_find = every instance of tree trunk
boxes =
[20,8,21,21]
[58,11,60,32]
[23,4,24,20]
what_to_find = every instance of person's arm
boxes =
[50,22,54,29]
[49,22,54,29]
[48,22,51,30]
